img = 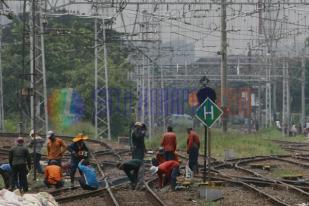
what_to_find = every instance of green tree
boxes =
[2,15,135,137]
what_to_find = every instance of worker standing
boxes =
[116,159,143,189]
[9,137,31,192]
[47,131,67,166]
[186,128,200,173]
[44,160,64,188]
[130,122,147,160]
[28,129,45,174]
[77,159,99,190]
[67,133,89,188]
[160,126,177,161]
[150,160,180,191]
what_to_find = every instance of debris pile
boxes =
[0,189,58,206]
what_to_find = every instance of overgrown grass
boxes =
[146,128,307,160]
[50,121,95,137]
[199,202,219,206]
[272,168,302,178]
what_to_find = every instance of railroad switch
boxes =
[282,174,303,181]
[198,181,224,187]
[250,164,273,171]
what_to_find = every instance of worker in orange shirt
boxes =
[150,160,180,191]
[152,147,180,167]
[47,131,67,166]
[160,126,177,161]
[186,128,200,173]
[44,160,64,188]
[151,147,166,166]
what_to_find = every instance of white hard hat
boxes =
[150,166,158,175]
[134,122,143,127]
[47,130,55,138]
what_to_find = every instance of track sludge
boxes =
[0,133,309,205]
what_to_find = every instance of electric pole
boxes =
[220,0,228,132]
[282,59,290,136]
[30,0,37,181]
[301,55,305,131]
[94,2,112,140]
[282,60,286,136]
[0,4,4,132]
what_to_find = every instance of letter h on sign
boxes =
[204,105,214,120]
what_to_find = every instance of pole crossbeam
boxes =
[42,0,309,7]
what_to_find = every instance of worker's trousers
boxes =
[10,164,28,192]
[188,146,199,173]
[124,163,144,188]
[170,166,180,190]
[164,151,175,161]
[132,147,145,160]
[70,157,82,184]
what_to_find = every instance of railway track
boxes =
[233,156,309,205]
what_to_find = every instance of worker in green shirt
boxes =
[116,159,143,189]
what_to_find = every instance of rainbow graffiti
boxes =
[48,88,84,129]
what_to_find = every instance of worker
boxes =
[130,122,147,160]
[150,160,180,191]
[160,126,177,161]
[290,124,298,136]
[47,131,66,166]
[9,137,31,192]
[0,163,11,189]
[151,147,166,166]
[67,133,89,188]
[186,128,200,173]
[44,160,64,188]
[116,159,143,189]
[77,159,99,190]
[28,129,45,174]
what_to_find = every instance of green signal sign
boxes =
[195,98,223,128]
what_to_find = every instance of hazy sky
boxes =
[4,0,309,59]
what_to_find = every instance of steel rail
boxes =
[55,188,108,203]
[213,176,290,206]
[272,157,309,168]
[92,151,120,206]
[144,178,170,206]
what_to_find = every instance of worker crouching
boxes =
[44,160,64,188]
[117,159,143,189]
[151,147,165,166]
[0,163,11,189]
[152,147,180,166]
[150,160,180,191]
[77,159,99,190]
